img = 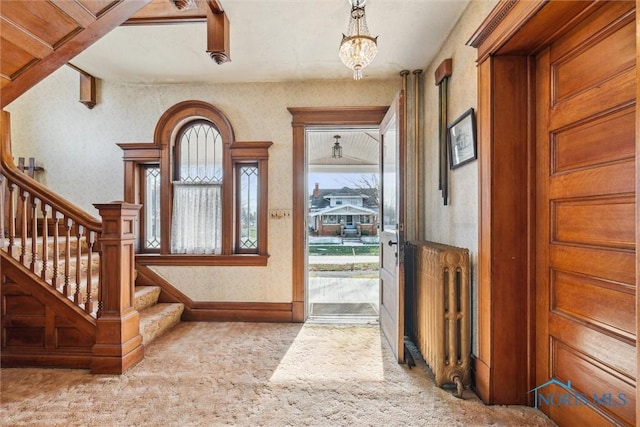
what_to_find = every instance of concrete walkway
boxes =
[308,255,379,264]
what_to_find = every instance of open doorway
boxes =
[306,128,380,323]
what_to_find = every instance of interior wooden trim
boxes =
[287,106,388,322]
[468,1,604,62]
[135,264,290,322]
[469,0,639,408]
[434,58,452,85]
[635,3,639,422]
[136,254,269,266]
[288,106,389,126]
[206,0,224,13]
[206,8,230,64]
[121,109,272,260]
[136,264,195,306]
[125,0,206,25]
[1,352,93,369]
[117,142,160,160]
[78,71,96,109]
[2,254,97,335]
[467,0,523,54]
[1,252,96,369]
[0,0,151,108]
[153,100,234,254]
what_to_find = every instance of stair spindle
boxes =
[7,182,15,256]
[51,211,60,288]
[30,197,38,272]
[74,224,84,306]
[19,191,28,264]
[84,230,95,314]
[40,203,49,280]
[63,218,72,297]
[96,267,103,319]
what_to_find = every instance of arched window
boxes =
[171,120,224,254]
[119,100,271,265]
[174,120,223,184]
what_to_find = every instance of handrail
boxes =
[1,111,101,232]
[1,110,102,316]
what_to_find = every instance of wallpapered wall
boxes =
[6,67,399,302]
[422,0,499,355]
[5,0,497,320]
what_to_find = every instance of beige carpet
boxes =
[1,322,556,426]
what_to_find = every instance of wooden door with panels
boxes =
[535,2,636,426]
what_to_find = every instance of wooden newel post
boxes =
[91,201,143,374]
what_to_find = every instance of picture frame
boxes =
[447,108,477,169]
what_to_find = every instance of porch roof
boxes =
[309,204,377,217]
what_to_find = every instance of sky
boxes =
[308,172,374,192]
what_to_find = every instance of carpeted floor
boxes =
[1,322,556,426]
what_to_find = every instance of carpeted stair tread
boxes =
[139,303,184,345]
[134,286,161,311]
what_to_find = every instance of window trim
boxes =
[139,164,161,254]
[235,162,259,254]
[119,100,272,266]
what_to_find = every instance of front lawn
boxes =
[308,245,379,256]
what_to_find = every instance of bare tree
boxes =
[339,174,380,210]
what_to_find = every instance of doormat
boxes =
[310,303,378,316]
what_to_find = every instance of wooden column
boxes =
[91,202,143,374]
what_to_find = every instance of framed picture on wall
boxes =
[447,108,477,169]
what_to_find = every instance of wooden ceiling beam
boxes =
[206,0,224,13]
[0,0,151,108]
[124,0,209,25]
[206,5,230,64]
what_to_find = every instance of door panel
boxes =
[379,91,405,362]
[535,3,636,426]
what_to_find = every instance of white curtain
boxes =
[171,183,222,254]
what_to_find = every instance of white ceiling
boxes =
[307,128,379,172]
[70,0,470,84]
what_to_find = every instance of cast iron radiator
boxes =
[409,241,471,397]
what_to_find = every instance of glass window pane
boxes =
[239,165,258,250]
[144,166,161,250]
[179,122,223,184]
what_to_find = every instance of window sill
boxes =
[136,254,269,267]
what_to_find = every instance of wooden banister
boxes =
[1,111,102,232]
[2,110,143,374]
[1,110,102,315]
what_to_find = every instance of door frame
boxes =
[468,0,639,412]
[288,106,389,322]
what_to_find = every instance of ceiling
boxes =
[307,128,379,172]
[69,0,470,84]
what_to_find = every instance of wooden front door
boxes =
[535,2,636,426]
[379,91,405,362]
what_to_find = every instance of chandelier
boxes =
[332,135,343,159]
[339,0,378,80]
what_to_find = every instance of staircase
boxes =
[1,2,184,373]
[135,285,184,345]
[1,120,183,372]
[2,234,184,346]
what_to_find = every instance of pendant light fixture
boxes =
[332,135,343,159]
[339,0,378,80]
